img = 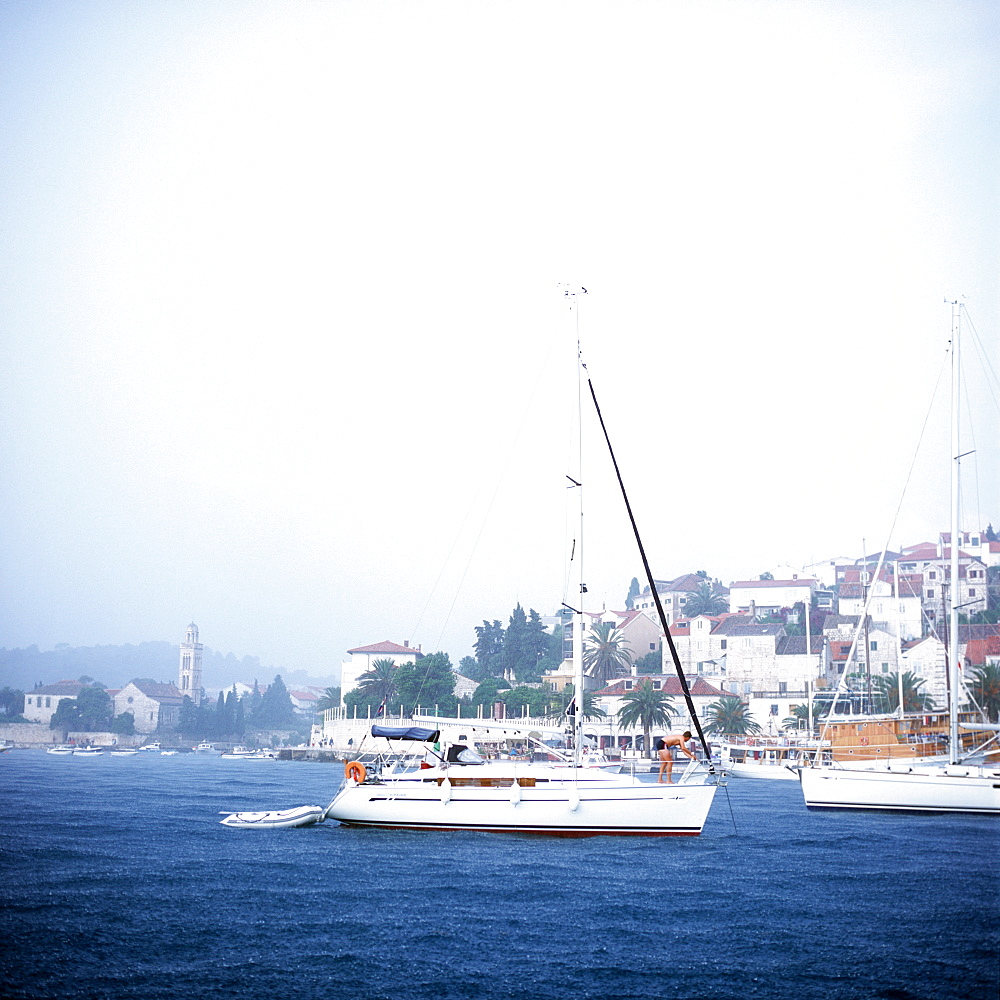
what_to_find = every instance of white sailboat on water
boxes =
[223,292,722,834]
[799,302,1000,814]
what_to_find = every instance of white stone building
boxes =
[114,680,183,734]
[727,578,817,617]
[341,640,423,698]
[22,680,88,725]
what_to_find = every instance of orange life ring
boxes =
[860,737,869,746]
[344,760,366,783]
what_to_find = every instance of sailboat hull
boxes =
[326,774,718,837]
[799,764,1000,814]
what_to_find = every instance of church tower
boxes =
[178,622,203,707]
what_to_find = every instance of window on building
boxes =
[653,680,661,689]
[929,571,936,580]
[928,589,935,598]
[778,683,787,694]
[625,680,633,690]
[881,663,890,673]
[870,641,878,651]
[721,639,727,650]
[649,643,655,650]
[969,589,976,597]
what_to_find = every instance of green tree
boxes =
[582,621,633,685]
[471,676,509,711]
[503,604,535,681]
[703,695,762,736]
[50,697,81,734]
[395,652,457,714]
[252,675,298,729]
[782,699,829,730]
[214,690,229,738]
[313,686,341,713]
[501,685,552,718]
[968,663,1000,722]
[233,694,245,738]
[617,679,677,752]
[0,686,24,717]
[870,671,935,714]
[633,650,663,674]
[473,620,505,677]
[177,695,200,737]
[355,658,400,707]
[626,577,641,610]
[76,686,113,731]
[561,685,605,722]
[110,712,135,736]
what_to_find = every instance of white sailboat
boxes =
[799,303,1000,814]
[225,299,721,834]
[322,311,720,837]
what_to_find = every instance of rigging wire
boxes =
[406,309,567,709]
[816,344,949,750]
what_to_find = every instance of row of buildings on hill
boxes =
[331,528,998,731]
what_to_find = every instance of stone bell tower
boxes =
[178,622,203,707]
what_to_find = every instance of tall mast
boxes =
[562,285,587,767]
[948,301,961,764]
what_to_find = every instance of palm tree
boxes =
[617,680,677,753]
[357,658,398,706]
[561,687,606,722]
[968,663,1000,722]
[870,671,935,714]
[313,686,340,714]
[582,621,633,685]
[782,699,829,731]
[703,695,762,736]
[682,580,729,618]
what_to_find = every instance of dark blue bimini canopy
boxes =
[371,725,440,743]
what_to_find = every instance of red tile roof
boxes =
[964,637,1000,666]
[347,640,422,655]
[31,680,88,697]
[593,675,726,697]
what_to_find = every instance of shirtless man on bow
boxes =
[657,731,696,783]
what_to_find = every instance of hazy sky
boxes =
[2,1,997,681]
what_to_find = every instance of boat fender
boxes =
[344,761,367,783]
[440,776,452,804]
[509,779,521,806]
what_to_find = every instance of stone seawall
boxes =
[0,722,144,749]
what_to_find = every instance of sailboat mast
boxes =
[948,301,961,764]
[574,333,585,767]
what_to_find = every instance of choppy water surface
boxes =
[2,752,997,1000]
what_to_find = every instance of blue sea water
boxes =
[1,752,997,1000]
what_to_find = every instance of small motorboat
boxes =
[249,748,278,759]
[72,747,104,756]
[195,742,219,752]
[111,748,138,756]
[47,745,75,755]
[220,746,253,758]
[137,742,161,752]
[160,750,179,756]
[219,804,326,829]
